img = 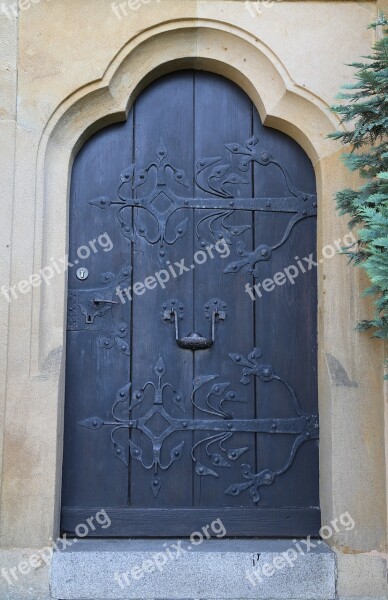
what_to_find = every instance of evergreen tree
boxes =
[329,14,388,363]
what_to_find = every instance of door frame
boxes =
[29,20,366,546]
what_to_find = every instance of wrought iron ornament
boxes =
[98,322,130,356]
[88,136,317,270]
[79,350,318,503]
[67,266,131,329]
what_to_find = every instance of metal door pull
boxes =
[161,298,227,350]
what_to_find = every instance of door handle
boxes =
[92,297,119,305]
[161,299,227,351]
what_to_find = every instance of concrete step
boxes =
[50,538,336,600]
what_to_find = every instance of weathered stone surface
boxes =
[0,0,18,509]
[0,548,51,600]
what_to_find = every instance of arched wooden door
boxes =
[62,71,319,537]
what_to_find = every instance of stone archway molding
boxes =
[33,18,338,373]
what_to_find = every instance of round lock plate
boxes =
[76,267,89,281]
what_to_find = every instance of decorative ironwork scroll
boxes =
[88,137,317,270]
[79,351,318,503]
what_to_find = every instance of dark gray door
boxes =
[62,71,319,537]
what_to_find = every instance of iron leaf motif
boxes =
[99,322,130,356]
[79,351,318,503]
[87,137,316,269]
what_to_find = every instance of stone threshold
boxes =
[50,538,335,600]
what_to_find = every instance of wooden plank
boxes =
[61,507,321,537]
[129,71,195,509]
[62,116,133,510]
[252,110,319,509]
[192,72,256,509]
